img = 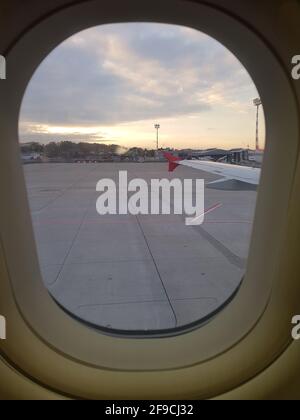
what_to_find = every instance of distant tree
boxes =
[30,142,44,153]
[78,142,92,156]
[20,142,44,154]
[28,140,159,160]
[145,149,155,158]
[59,141,74,152]
[59,141,76,158]
[128,147,145,157]
[45,142,59,157]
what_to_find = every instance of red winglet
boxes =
[164,153,181,172]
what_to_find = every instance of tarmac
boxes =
[24,162,257,332]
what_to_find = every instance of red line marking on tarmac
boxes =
[187,202,223,225]
[203,202,223,216]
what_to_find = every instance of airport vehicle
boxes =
[0,0,300,401]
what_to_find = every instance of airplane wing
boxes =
[164,153,261,188]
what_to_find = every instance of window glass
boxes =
[19,23,265,333]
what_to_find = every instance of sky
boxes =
[19,23,265,150]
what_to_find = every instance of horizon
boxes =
[20,139,263,152]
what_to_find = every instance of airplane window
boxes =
[18,23,265,334]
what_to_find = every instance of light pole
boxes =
[253,98,262,151]
[154,124,160,152]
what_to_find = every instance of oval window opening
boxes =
[18,23,265,335]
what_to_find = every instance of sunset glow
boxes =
[19,23,265,150]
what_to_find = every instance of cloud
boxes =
[19,23,260,144]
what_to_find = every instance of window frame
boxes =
[0,0,299,399]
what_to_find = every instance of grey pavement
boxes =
[24,163,257,331]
